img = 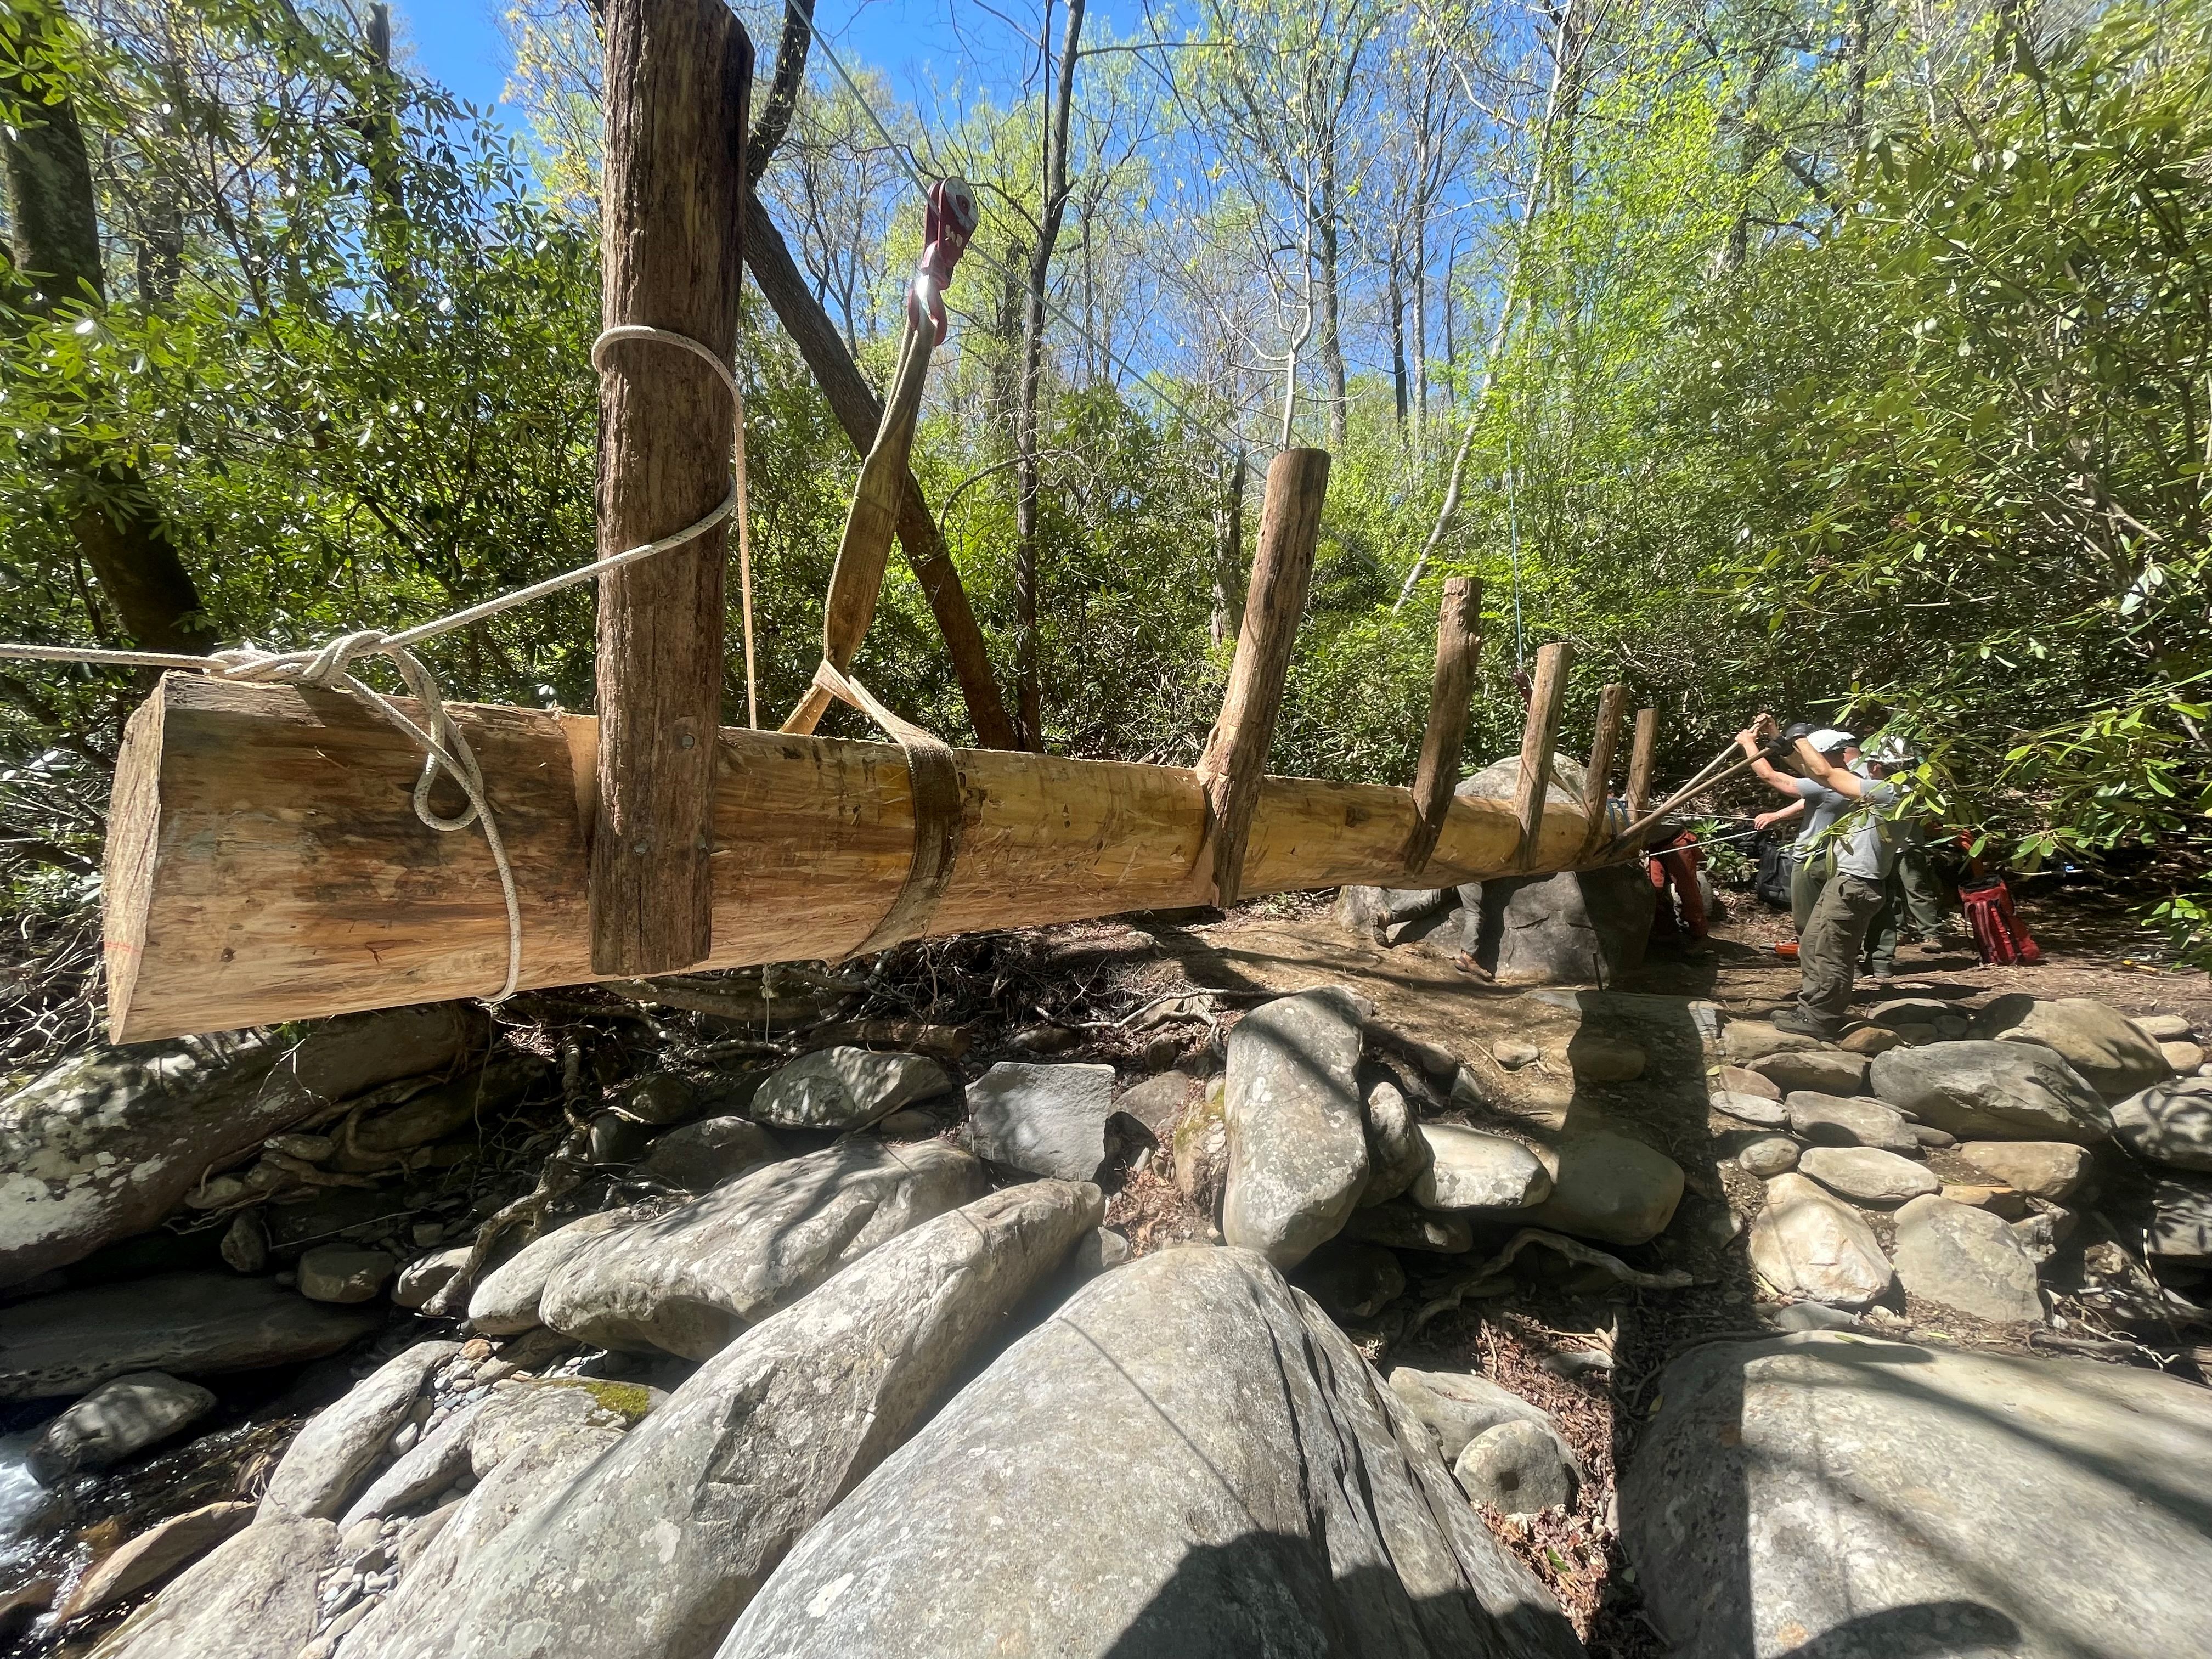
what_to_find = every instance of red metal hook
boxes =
[909,176,978,345]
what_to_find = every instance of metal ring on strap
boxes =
[808,659,964,957]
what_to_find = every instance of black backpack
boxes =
[1754,833,1793,910]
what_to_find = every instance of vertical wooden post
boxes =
[1580,682,1628,855]
[590,0,753,976]
[1625,707,1660,825]
[1400,575,1482,875]
[1194,448,1330,907]
[1511,641,1571,870]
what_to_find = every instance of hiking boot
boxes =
[1771,940,1799,961]
[1771,1007,1840,1040]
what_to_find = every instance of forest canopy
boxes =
[1,0,2207,961]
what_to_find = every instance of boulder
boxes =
[393,1246,473,1311]
[1869,1041,2111,1142]
[1786,1091,1921,1155]
[967,1061,1114,1180]
[297,1244,395,1304]
[51,1499,253,1622]
[1336,884,1453,943]
[340,1396,488,1528]
[220,1211,269,1274]
[1750,1048,1870,1096]
[1747,1174,1894,1307]
[1797,1146,1938,1206]
[1838,1025,1906,1057]
[342,1182,1103,1659]
[1357,1076,1429,1207]
[1344,1199,1472,1254]
[1892,1194,2044,1324]
[1736,1137,1799,1177]
[88,1510,336,1659]
[1454,1420,1576,1516]
[588,1110,656,1165]
[0,1273,379,1402]
[1220,989,1370,1267]
[1386,1366,1579,1474]
[1113,1070,1203,1141]
[1459,866,1655,988]
[465,1207,645,1335]
[0,1002,479,1289]
[2138,1013,2197,1042]
[1526,1132,1684,1245]
[1716,1065,1782,1101]
[329,1052,547,1171]
[27,1370,213,1484]
[1492,1040,1541,1070]
[747,1047,952,1130]
[1567,1035,1645,1083]
[1712,1091,1788,1127]
[631,1115,780,1190]
[719,1247,1581,1659]
[1292,1239,1407,1320]
[1863,996,1959,1029]
[1957,1141,2090,1201]
[1413,1124,1550,1212]
[259,1341,458,1521]
[1967,994,2172,1099]
[2145,1175,2212,1261]
[2109,1077,2212,1171]
[538,1139,986,1358]
[2162,1041,2207,1074]
[1723,1020,1828,1065]
[1171,1080,1229,1220]
[1624,1334,2212,1658]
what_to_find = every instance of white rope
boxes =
[1,324,752,1007]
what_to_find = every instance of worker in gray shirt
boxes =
[1773,732,1916,1038]
[1736,725,1860,949]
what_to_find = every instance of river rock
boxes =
[1737,1137,1799,1176]
[1958,1141,2090,1200]
[747,1047,952,1130]
[1344,1198,1472,1253]
[1713,1090,1788,1127]
[1786,1091,1921,1154]
[27,1370,214,1484]
[1568,1035,1646,1083]
[1220,988,1370,1267]
[1455,1420,1576,1516]
[1723,1020,1827,1064]
[1171,1078,1229,1220]
[353,1182,1102,1659]
[1870,1041,2111,1141]
[1336,884,1454,942]
[1838,1025,1906,1057]
[340,1396,489,1528]
[1526,1131,1683,1245]
[329,1052,548,1172]
[719,1246,1581,1659]
[1293,1238,1406,1319]
[1893,1193,2045,1323]
[2145,1175,2212,1261]
[89,1510,336,1659]
[258,1341,458,1521]
[2109,1077,2212,1171]
[2162,1040,2207,1073]
[52,1498,255,1622]
[298,1243,395,1304]
[2137,1013,2194,1041]
[1624,1334,2212,1658]
[1413,1124,1550,1212]
[1716,1064,1782,1100]
[1387,1366,1579,1473]
[1751,1048,1870,1096]
[1113,1069,1203,1139]
[1748,1173,1894,1307]
[1967,994,2172,1099]
[465,1207,645,1335]
[1357,1076,1430,1207]
[1798,1146,1938,1206]
[0,1272,379,1402]
[221,1210,269,1274]
[968,1061,1114,1180]
[538,1139,985,1357]
[393,1246,472,1311]
[630,1115,780,1191]
[0,1003,479,1289]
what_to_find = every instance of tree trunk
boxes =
[1389,261,1408,431]
[1211,448,1247,646]
[1316,163,1347,450]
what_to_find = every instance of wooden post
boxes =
[1400,575,1481,875]
[1194,448,1330,907]
[589,0,752,977]
[1511,641,1571,870]
[1581,682,1628,855]
[1626,707,1659,823]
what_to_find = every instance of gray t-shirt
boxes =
[1835,778,1902,882]
[1787,776,1852,858]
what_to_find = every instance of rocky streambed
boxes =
[2,907,2211,1657]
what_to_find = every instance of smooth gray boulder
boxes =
[1345,1198,1472,1254]
[1293,1239,1406,1320]
[27,1370,213,1484]
[50,1498,253,1622]
[1736,1137,1799,1177]
[1751,1048,1870,1096]
[538,1140,986,1358]
[1413,1124,1550,1212]
[1786,1091,1920,1154]
[2145,1175,2212,1261]
[1623,1334,2212,1658]
[719,1246,1581,1659]
[1357,1076,1430,1206]
[1798,1147,1938,1206]
[0,1272,379,1402]
[1455,1420,1576,1516]
[1526,1131,1684,1245]
[1460,866,1655,988]
[1870,1041,2111,1142]
[1967,994,2172,1099]
[634,1116,780,1190]
[1220,989,1370,1267]
[2110,1077,2212,1171]
[465,1207,646,1335]
[967,1061,1114,1180]
[0,1002,479,1288]
[89,1510,336,1659]
[340,1181,1102,1659]
[1336,884,1453,943]
[340,1396,489,1528]
[1893,1194,2044,1324]
[1957,1140,2090,1200]
[1748,1174,1893,1307]
[1713,1090,1788,1127]
[394,1246,472,1311]
[747,1047,951,1130]
[1722,1021,1826,1065]
[260,1341,458,1521]
[1387,1365,1580,1475]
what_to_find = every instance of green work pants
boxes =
[1861,846,1953,974]
[1788,851,1831,935]
[1797,872,1889,1035]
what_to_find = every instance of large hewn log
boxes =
[591,0,751,977]
[102,675,1618,1043]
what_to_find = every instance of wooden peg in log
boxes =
[1511,641,1572,870]
[1194,448,1330,906]
[1581,682,1628,856]
[590,0,752,978]
[1626,707,1659,824]
[1401,575,1481,876]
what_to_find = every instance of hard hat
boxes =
[1805,728,1857,755]
[1866,734,1919,765]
